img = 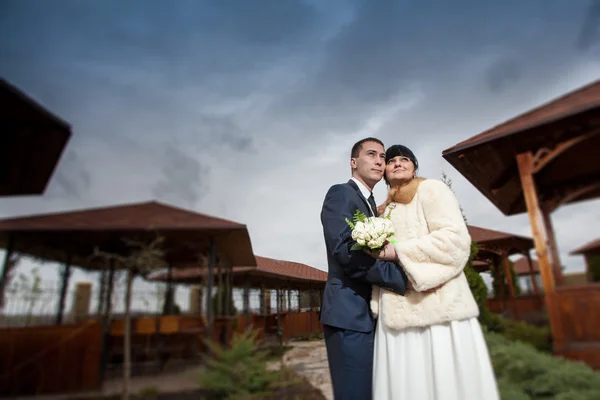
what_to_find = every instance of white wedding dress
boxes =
[371,178,500,399]
[372,291,500,400]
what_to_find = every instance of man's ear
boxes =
[350,158,357,170]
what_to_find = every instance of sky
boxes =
[1,0,600,311]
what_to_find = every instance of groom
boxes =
[319,137,408,400]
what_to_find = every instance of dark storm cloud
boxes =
[486,58,522,94]
[152,145,209,207]
[0,0,597,280]
[577,0,600,52]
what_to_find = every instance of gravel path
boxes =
[282,340,333,400]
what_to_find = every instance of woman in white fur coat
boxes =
[369,144,499,400]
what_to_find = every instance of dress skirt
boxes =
[373,316,500,400]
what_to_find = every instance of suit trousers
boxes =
[323,324,375,400]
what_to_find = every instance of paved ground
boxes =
[12,340,332,400]
[282,340,333,400]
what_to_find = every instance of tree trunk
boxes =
[122,270,134,400]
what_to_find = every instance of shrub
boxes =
[197,329,296,400]
[483,312,552,352]
[588,254,600,282]
[491,257,522,298]
[485,330,600,399]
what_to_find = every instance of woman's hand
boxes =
[364,242,398,261]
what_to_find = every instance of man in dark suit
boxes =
[319,137,408,400]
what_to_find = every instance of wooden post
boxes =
[525,251,540,296]
[97,270,106,316]
[516,152,556,293]
[516,151,563,350]
[541,206,565,286]
[206,238,215,344]
[243,281,250,327]
[56,254,72,324]
[217,261,223,317]
[502,251,520,321]
[259,284,265,315]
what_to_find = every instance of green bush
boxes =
[491,258,522,298]
[588,254,600,282]
[197,329,295,400]
[483,312,552,353]
[485,330,600,399]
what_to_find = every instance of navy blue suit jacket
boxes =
[319,180,408,333]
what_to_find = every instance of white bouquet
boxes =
[345,209,396,251]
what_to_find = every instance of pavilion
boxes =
[442,78,600,368]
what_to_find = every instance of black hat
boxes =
[385,144,418,171]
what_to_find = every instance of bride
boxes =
[369,144,500,399]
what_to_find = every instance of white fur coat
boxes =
[371,178,479,330]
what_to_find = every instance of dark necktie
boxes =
[368,193,377,217]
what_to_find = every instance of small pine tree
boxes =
[198,329,294,399]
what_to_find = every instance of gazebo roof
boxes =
[442,79,600,216]
[468,224,533,255]
[0,201,256,269]
[570,238,600,256]
[149,255,327,290]
[1,78,71,196]
[513,256,540,276]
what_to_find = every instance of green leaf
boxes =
[353,209,367,224]
[345,217,355,229]
[350,243,364,251]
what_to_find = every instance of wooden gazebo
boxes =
[1,78,71,196]
[149,256,326,345]
[0,200,257,395]
[570,238,600,282]
[443,79,600,368]
[468,225,540,320]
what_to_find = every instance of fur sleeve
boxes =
[370,285,380,317]
[394,179,471,292]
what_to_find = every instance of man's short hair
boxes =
[350,137,384,158]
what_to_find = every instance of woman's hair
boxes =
[384,144,419,186]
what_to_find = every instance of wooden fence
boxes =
[234,310,322,343]
[487,295,545,319]
[551,284,600,369]
[0,320,103,396]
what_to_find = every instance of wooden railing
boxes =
[234,311,322,344]
[487,295,545,318]
[0,320,103,396]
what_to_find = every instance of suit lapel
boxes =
[347,180,374,217]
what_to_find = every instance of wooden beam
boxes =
[541,206,565,286]
[516,152,556,293]
[516,151,565,351]
[525,251,540,296]
[532,128,600,174]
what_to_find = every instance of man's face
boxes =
[350,141,386,187]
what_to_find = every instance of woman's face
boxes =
[385,155,415,185]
